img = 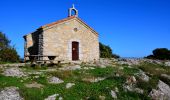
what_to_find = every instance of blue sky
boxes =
[0,0,170,58]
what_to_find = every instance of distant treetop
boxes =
[146,48,170,60]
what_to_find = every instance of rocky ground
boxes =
[0,58,170,100]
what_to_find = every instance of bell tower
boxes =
[68,4,78,17]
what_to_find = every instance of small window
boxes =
[74,28,78,32]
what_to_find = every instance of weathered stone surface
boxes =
[117,58,141,65]
[110,90,117,99]
[82,77,105,83]
[165,61,170,67]
[0,63,26,67]
[59,65,81,70]
[115,87,119,93]
[133,88,144,94]
[149,80,170,100]
[45,94,59,100]
[161,74,170,80]
[136,70,149,82]
[58,97,63,100]
[123,84,144,94]
[24,17,99,62]
[149,89,165,100]
[116,58,165,66]
[94,58,114,67]
[66,83,75,89]
[83,67,95,70]
[0,87,23,100]
[48,77,64,84]
[126,76,137,85]
[99,95,105,100]
[25,82,44,88]
[3,67,26,78]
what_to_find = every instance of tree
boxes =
[99,42,120,58]
[0,32,10,50]
[0,47,20,62]
[152,48,170,60]
[0,32,20,62]
[146,48,170,60]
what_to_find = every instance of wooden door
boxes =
[72,41,79,60]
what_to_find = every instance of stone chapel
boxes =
[23,5,99,62]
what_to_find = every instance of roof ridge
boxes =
[41,16,76,29]
[24,16,98,37]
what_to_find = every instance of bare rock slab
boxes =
[110,90,117,99]
[165,61,170,67]
[3,67,26,78]
[59,65,81,71]
[0,87,24,100]
[25,82,44,88]
[48,77,64,84]
[66,83,75,89]
[136,70,149,82]
[82,77,105,83]
[149,80,170,100]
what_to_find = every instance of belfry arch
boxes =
[69,4,78,17]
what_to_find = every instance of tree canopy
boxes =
[99,42,120,58]
[0,32,20,63]
[0,32,10,50]
[146,48,170,60]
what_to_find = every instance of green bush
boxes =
[99,42,119,58]
[0,48,20,62]
[0,32,10,50]
[146,48,170,60]
[0,32,20,63]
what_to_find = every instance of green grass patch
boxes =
[86,67,117,77]
[123,67,139,76]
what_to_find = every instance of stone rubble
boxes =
[126,76,137,85]
[66,83,75,89]
[135,70,149,82]
[84,58,114,68]
[82,77,105,83]
[123,84,144,94]
[48,76,64,84]
[0,87,23,100]
[116,58,167,66]
[117,58,141,65]
[149,80,170,100]
[3,67,26,78]
[123,76,144,94]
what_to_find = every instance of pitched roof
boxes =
[24,16,98,37]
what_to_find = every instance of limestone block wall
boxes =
[24,32,39,57]
[42,18,99,62]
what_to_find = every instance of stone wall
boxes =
[24,17,99,62]
[24,31,40,60]
[42,18,99,62]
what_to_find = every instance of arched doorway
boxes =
[72,41,79,60]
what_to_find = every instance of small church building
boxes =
[23,5,99,62]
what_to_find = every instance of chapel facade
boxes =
[23,5,99,62]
